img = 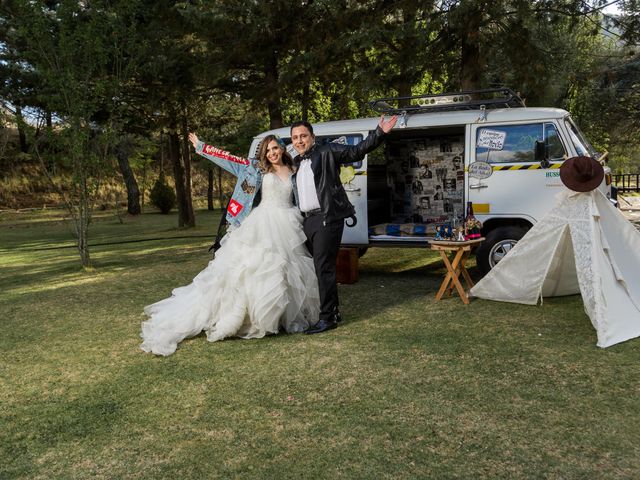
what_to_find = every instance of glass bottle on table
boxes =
[465,201,481,240]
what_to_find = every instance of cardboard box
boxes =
[336,248,359,284]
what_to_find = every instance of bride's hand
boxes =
[188,133,199,149]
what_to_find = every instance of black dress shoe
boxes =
[304,318,338,335]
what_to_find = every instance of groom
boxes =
[291,115,398,334]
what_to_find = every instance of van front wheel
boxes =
[476,226,528,276]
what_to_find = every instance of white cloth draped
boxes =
[471,190,640,348]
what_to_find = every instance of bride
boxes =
[140,134,320,356]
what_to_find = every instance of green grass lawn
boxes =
[1,209,639,479]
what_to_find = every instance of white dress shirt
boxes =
[297,158,321,212]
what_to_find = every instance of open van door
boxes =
[333,134,369,245]
[284,132,370,245]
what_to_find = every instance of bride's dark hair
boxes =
[257,135,294,173]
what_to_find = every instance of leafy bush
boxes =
[149,174,176,214]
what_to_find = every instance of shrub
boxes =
[150,174,176,214]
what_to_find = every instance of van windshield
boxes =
[564,117,597,158]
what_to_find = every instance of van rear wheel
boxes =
[476,226,528,276]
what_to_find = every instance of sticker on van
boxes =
[469,161,493,179]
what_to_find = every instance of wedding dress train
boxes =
[140,173,320,356]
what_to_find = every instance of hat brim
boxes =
[560,156,604,192]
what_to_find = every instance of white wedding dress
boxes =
[140,173,320,356]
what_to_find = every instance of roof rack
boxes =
[369,88,525,115]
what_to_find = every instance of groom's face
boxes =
[291,126,314,156]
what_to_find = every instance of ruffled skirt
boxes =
[140,204,320,356]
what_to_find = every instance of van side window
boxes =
[279,134,364,168]
[317,134,364,168]
[544,123,566,160]
[476,123,549,163]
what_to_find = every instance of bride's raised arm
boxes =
[189,132,251,177]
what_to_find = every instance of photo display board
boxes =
[385,135,465,233]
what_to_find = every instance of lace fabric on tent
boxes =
[471,189,640,348]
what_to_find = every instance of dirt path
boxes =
[620,195,640,230]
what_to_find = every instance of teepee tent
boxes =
[470,189,640,348]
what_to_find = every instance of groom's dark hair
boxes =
[290,121,314,136]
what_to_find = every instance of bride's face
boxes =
[266,140,283,165]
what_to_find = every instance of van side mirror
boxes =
[534,140,550,168]
[534,140,546,161]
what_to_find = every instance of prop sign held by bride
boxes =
[471,156,640,348]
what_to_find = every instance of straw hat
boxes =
[559,156,604,192]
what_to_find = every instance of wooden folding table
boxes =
[430,238,484,304]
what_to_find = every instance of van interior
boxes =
[367,127,466,240]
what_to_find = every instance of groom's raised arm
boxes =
[331,115,398,165]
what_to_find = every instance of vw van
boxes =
[248,89,613,274]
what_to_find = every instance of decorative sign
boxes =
[468,161,493,179]
[477,129,506,150]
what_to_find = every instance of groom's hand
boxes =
[378,115,398,133]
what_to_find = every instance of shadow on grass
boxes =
[2,376,130,478]
[337,249,482,328]
[0,240,212,295]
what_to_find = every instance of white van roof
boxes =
[254,107,570,140]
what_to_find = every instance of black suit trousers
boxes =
[303,214,344,322]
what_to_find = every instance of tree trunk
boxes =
[168,129,190,228]
[34,120,92,269]
[15,104,28,153]
[180,113,196,227]
[217,165,224,212]
[397,9,416,108]
[207,166,214,211]
[264,52,284,129]
[397,79,413,107]
[116,138,142,215]
[45,111,54,175]
[301,82,310,122]
[160,131,165,175]
[75,153,92,269]
[460,8,483,92]
[76,199,91,269]
[141,161,147,209]
[337,84,351,118]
